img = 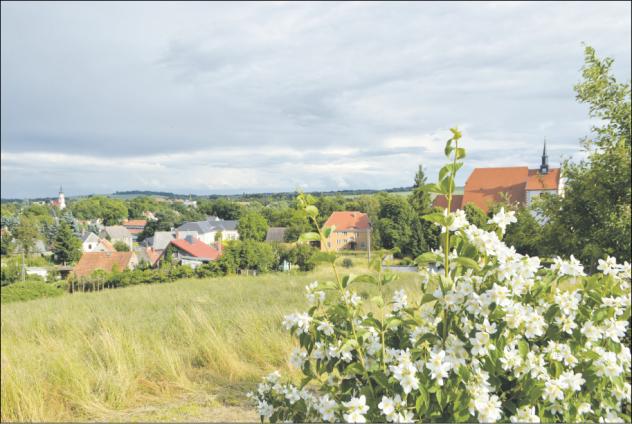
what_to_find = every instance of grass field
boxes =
[1,263,420,422]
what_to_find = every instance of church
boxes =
[50,186,66,210]
[433,142,563,213]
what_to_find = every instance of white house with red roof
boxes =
[166,236,222,268]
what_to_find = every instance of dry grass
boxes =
[1,263,419,422]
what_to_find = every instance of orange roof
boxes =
[324,211,370,231]
[432,195,463,212]
[461,167,528,212]
[73,251,135,278]
[123,219,147,227]
[127,228,144,235]
[526,168,560,190]
[170,239,221,260]
[99,238,116,252]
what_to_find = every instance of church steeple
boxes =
[540,139,549,174]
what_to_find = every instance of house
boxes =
[322,211,371,251]
[81,232,116,253]
[73,251,138,278]
[50,186,66,210]
[134,247,162,268]
[433,142,563,213]
[122,219,147,241]
[265,227,288,243]
[166,236,221,268]
[99,226,133,249]
[141,231,175,250]
[175,216,239,244]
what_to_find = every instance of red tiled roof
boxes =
[123,219,147,228]
[526,168,561,190]
[170,239,221,260]
[99,238,116,252]
[432,195,463,212]
[461,167,529,213]
[127,228,144,235]
[73,252,135,278]
[324,211,371,231]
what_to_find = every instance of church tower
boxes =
[58,185,66,210]
[539,140,549,175]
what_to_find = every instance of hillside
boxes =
[1,264,419,422]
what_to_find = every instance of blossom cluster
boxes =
[250,207,631,423]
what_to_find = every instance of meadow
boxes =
[1,262,420,422]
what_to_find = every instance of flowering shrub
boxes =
[249,129,631,423]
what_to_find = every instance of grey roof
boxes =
[265,227,288,243]
[176,219,238,234]
[101,226,132,240]
[81,232,100,243]
[142,231,175,250]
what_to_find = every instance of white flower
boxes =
[599,410,623,423]
[552,255,585,277]
[318,394,338,423]
[597,256,620,276]
[555,314,577,334]
[510,405,540,423]
[581,320,602,343]
[343,290,362,307]
[317,320,335,336]
[577,402,593,415]
[470,331,495,357]
[392,289,408,312]
[602,319,628,343]
[265,370,281,384]
[285,385,301,404]
[256,400,274,419]
[426,349,452,386]
[594,351,623,379]
[390,352,419,394]
[282,312,312,335]
[289,348,307,369]
[488,207,517,234]
[394,409,415,423]
[378,395,395,416]
[342,395,369,423]
[447,209,469,232]
[558,371,584,392]
[542,379,565,402]
[472,392,503,423]
[500,344,523,371]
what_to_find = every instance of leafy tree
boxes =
[539,46,631,270]
[113,241,130,252]
[209,198,242,220]
[237,210,269,242]
[410,165,433,214]
[376,195,415,256]
[13,216,40,255]
[70,196,128,225]
[52,222,82,265]
[285,209,312,242]
[463,203,489,229]
[503,207,543,257]
[285,244,317,272]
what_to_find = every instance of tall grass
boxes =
[1,264,419,421]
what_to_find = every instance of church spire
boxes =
[540,139,549,174]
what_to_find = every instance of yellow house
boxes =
[321,211,371,251]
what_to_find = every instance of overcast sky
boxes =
[1,1,630,198]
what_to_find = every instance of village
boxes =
[1,143,564,287]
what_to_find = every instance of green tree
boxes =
[463,203,489,229]
[13,216,40,255]
[113,241,130,252]
[539,46,631,270]
[237,210,269,242]
[410,165,433,214]
[52,222,82,265]
[504,207,543,257]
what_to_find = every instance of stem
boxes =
[442,138,459,344]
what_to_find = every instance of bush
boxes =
[249,129,632,423]
[1,280,64,304]
[342,258,353,268]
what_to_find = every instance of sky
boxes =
[1,1,630,199]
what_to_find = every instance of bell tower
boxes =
[539,139,549,175]
[58,185,66,210]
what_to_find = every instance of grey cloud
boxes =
[1,1,630,197]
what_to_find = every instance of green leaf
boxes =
[454,147,466,160]
[425,183,444,195]
[444,139,453,157]
[372,371,389,389]
[452,256,480,271]
[420,293,436,305]
[305,205,319,218]
[422,212,447,226]
[386,318,402,330]
[322,225,335,239]
[371,295,384,308]
[354,274,378,285]
[344,362,364,376]
[298,232,320,243]
[439,164,451,182]
[450,127,462,140]
[341,273,357,288]
[415,252,441,265]
[369,257,382,273]
[518,339,529,357]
